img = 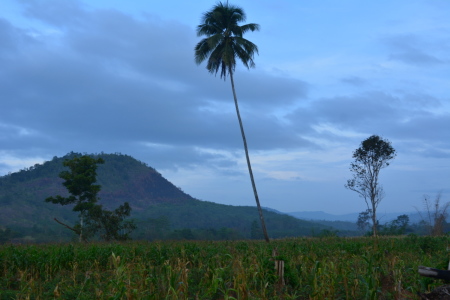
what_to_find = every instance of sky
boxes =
[1,0,449,215]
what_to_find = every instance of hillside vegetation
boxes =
[0,153,338,242]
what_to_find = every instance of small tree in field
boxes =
[46,155,135,241]
[345,135,396,237]
[356,209,372,233]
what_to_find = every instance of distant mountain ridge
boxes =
[0,152,338,242]
[286,210,423,223]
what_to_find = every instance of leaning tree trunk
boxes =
[230,72,270,243]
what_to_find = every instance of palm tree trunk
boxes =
[229,72,270,243]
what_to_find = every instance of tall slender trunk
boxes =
[80,214,83,243]
[371,197,377,237]
[230,72,270,243]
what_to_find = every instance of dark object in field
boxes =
[418,266,450,300]
[419,266,450,281]
[417,284,450,300]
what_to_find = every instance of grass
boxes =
[1,235,449,299]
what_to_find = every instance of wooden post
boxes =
[272,248,285,286]
[275,260,285,285]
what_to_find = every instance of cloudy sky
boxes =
[1,0,449,215]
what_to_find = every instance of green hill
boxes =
[0,152,333,242]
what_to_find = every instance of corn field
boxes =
[1,236,449,299]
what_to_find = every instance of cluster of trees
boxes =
[357,211,410,236]
[45,155,136,242]
[356,197,450,237]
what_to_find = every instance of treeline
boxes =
[0,219,254,243]
[3,219,450,245]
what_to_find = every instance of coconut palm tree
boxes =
[195,2,270,242]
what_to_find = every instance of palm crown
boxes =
[195,2,260,79]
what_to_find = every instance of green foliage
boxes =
[357,209,372,232]
[379,214,410,236]
[1,237,449,299]
[195,2,260,79]
[46,155,104,212]
[45,154,135,242]
[86,202,136,241]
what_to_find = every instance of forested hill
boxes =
[1,152,194,208]
[0,152,337,242]
[0,152,194,227]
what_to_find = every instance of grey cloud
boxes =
[0,123,52,151]
[20,0,88,27]
[0,19,19,52]
[288,92,400,133]
[6,0,448,180]
[1,2,311,172]
[67,10,195,76]
[396,92,441,109]
[17,1,308,109]
[130,144,240,173]
[340,76,367,87]
[394,113,450,143]
[145,146,233,170]
[384,34,446,66]
[243,110,314,150]
[389,51,442,66]
[235,73,308,107]
[0,163,11,175]
[421,148,450,159]
[286,91,450,150]
[197,71,309,107]
[0,18,38,55]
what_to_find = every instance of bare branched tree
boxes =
[416,192,449,236]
